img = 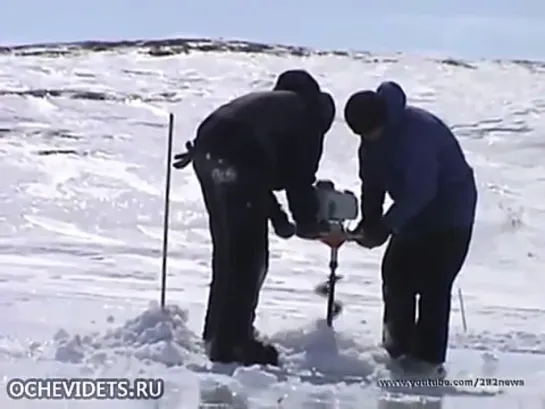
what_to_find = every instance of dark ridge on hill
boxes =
[0,37,370,59]
[0,37,544,73]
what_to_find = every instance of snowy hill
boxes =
[1,38,545,408]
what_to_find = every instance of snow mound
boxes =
[51,302,204,368]
[40,304,507,404]
[272,319,378,384]
[187,318,382,390]
[46,303,381,387]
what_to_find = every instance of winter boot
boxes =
[206,337,279,366]
[398,356,447,379]
[381,324,407,360]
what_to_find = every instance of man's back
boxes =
[209,91,309,136]
[194,87,335,226]
[197,89,331,190]
[404,106,473,182]
[399,105,477,232]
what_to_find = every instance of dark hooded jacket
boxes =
[358,81,477,236]
[192,70,335,226]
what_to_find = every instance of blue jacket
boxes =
[358,81,477,236]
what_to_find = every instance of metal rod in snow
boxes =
[458,287,468,332]
[160,113,175,309]
[326,247,339,327]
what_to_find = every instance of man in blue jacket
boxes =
[343,81,477,374]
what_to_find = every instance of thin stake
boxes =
[458,287,468,332]
[160,113,175,308]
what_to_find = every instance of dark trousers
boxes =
[381,228,472,364]
[193,151,269,345]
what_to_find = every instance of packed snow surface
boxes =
[1,39,545,408]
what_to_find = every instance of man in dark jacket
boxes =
[343,81,477,374]
[173,70,335,366]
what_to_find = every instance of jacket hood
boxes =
[275,69,334,134]
[273,69,321,96]
[376,81,407,126]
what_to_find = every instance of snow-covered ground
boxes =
[1,39,545,408]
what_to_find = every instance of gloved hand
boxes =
[350,218,391,249]
[173,141,195,170]
[295,220,331,240]
[271,212,295,239]
[349,219,365,236]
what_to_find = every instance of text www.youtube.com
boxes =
[377,377,525,389]
[6,378,164,400]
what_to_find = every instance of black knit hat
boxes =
[344,90,387,135]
